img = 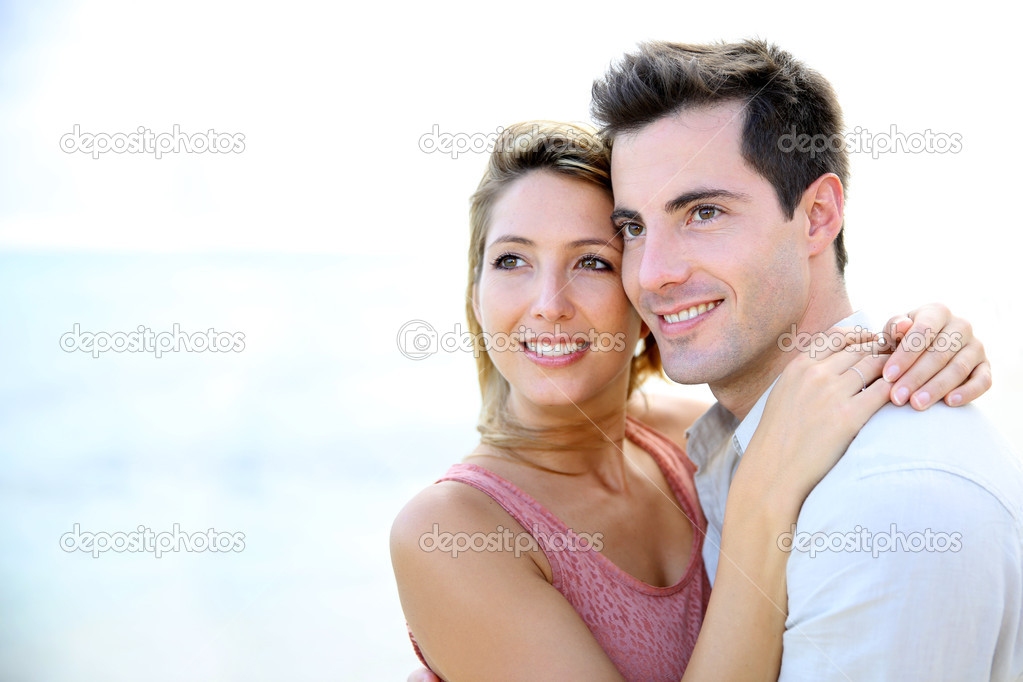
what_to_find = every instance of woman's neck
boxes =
[473,389,634,490]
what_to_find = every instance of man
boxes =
[593,40,1022,680]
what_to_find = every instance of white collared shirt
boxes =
[686,312,1023,681]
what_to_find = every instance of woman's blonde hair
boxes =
[466,121,662,450]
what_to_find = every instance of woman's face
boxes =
[473,171,644,412]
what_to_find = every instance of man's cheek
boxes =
[620,250,643,305]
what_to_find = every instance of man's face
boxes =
[611,102,812,389]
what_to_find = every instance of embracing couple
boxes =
[391,39,1023,681]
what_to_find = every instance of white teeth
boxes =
[524,340,588,356]
[664,301,718,324]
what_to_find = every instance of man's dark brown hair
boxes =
[591,39,849,274]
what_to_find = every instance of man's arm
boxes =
[779,465,1023,681]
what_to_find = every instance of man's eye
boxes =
[693,205,720,222]
[622,223,645,238]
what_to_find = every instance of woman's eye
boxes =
[693,205,720,222]
[494,255,524,269]
[579,256,609,270]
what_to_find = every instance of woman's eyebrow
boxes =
[487,235,533,248]
[486,236,620,252]
[569,237,621,252]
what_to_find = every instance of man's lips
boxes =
[656,299,724,324]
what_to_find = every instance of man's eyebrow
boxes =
[611,189,752,225]
[664,188,751,214]
[610,208,640,224]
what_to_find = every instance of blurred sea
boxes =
[0,251,481,681]
[2,251,1020,682]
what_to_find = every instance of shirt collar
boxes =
[685,402,739,468]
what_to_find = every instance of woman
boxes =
[391,121,991,681]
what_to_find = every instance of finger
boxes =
[819,339,887,375]
[853,363,895,418]
[883,314,912,350]
[842,353,887,396]
[889,335,972,407]
[943,361,993,407]
[881,304,951,383]
[803,327,879,362]
[407,670,440,682]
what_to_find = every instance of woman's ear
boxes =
[471,283,482,326]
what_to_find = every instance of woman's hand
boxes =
[682,328,891,682]
[880,303,992,410]
[736,327,891,510]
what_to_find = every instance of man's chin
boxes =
[657,345,738,387]
[660,360,720,386]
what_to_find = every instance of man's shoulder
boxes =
[808,402,1023,527]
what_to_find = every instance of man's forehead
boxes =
[616,100,742,140]
[611,107,744,165]
[609,108,751,209]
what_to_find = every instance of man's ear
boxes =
[801,173,844,257]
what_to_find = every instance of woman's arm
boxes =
[681,329,892,681]
[390,483,625,682]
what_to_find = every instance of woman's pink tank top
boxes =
[408,416,712,681]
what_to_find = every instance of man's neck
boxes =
[712,293,854,422]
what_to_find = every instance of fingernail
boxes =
[948,393,962,406]
[884,365,901,383]
[913,391,931,409]
[894,386,910,405]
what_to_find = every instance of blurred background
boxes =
[1,1,1020,680]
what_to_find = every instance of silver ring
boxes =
[849,366,867,392]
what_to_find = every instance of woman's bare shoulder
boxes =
[390,474,505,551]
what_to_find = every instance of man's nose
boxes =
[636,226,694,294]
